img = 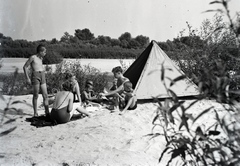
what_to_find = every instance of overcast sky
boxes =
[0,0,239,42]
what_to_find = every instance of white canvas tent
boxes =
[123,40,199,100]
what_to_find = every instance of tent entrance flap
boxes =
[123,42,153,89]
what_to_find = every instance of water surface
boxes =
[0,58,135,74]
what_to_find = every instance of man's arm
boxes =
[23,56,34,84]
[89,94,98,101]
[82,91,97,101]
[74,83,82,104]
[103,85,124,97]
[82,91,89,101]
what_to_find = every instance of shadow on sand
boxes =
[25,114,85,128]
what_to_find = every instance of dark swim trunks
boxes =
[31,71,46,85]
[128,102,137,110]
[50,106,70,124]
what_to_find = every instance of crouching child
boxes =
[120,81,137,115]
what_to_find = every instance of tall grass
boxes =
[0,69,30,137]
[150,1,240,165]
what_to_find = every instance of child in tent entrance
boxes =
[119,81,137,115]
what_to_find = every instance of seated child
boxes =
[65,73,82,104]
[119,81,137,115]
[82,82,101,107]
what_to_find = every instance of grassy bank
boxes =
[0,61,115,95]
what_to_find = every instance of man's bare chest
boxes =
[32,57,43,65]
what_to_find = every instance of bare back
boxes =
[53,91,74,111]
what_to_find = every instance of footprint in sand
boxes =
[59,135,64,140]
[46,141,55,147]
[34,143,43,148]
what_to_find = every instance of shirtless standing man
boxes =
[23,44,49,117]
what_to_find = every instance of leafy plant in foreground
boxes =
[150,1,240,165]
[0,69,32,137]
[151,59,240,166]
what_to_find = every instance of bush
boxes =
[45,60,113,94]
[149,1,240,165]
[0,69,30,138]
[0,71,31,95]
[58,47,142,59]
[43,51,63,64]
[1,48,35,58]
[150,60,240,166]
[0,60,113,95]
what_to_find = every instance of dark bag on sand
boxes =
[26,115,57,128]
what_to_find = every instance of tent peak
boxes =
[151,40,158,44]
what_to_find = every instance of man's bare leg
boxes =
[40,83,49,115]
[32,84,40,117]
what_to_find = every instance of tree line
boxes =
[0,30,150,60]
[0,27,213,60]
[0,28,209,63]
[0,14,239,66]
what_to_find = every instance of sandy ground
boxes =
[0,95,229,166]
